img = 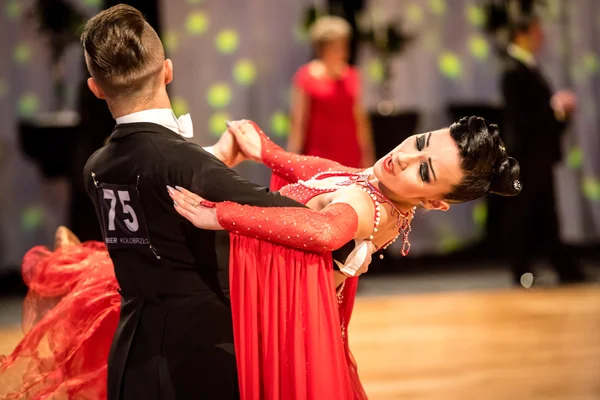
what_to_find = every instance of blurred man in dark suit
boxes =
[501,15,586,286]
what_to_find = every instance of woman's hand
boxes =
[226,120,263,162]
[167,186,223,230]
[211,129,247,167]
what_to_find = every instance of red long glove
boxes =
[249,121,361,184]
[215,201,359,253]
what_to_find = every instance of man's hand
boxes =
[210,129,247,167]
[551,90,577,120]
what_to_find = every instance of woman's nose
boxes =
[396,152,419,171]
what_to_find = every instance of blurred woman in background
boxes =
[289,16,375,169]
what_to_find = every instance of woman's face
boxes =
[321,38,349,64]
[372,128,464,210]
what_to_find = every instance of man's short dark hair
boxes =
[81,4,164,97]
[509,14,540,42]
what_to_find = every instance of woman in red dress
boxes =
[1,116,521,399]
[289,16,375,168]
[169,117,522,399]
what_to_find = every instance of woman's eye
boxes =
[416,135,425,151]
[420,162,430,183]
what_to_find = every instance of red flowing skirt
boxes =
[0,242,119,400]
[229,235,367,399]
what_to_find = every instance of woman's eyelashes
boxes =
[420,162,430,183]
[416,135,425,151]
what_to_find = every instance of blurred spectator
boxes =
[288,16,375,168]
[500,15,586,286]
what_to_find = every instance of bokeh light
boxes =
[469,35,489,60]
[438,51,462,79]
[439,232,461,254]
[207,83,232,108]
[215,29,239,54]
[583,52,599,75]
[567,147,584,169]
[367,59,384,83]
[582,176,600,202]
[293,25,309,43]
[466,5,486,27]
[406,4,424,25]
[429,0,446,15]
[472,201,488,229]
[270,112,290,137]
[82,0,102,7]
[5,0,21,20]
[18,93,39,117]
[233,59,257,86]
[21,206,45,232]
[186,11,209,36]
[209,112,231,137]
[172,97,189,117]
[14,43,31,64]
[187,0,203,4]
[162,31,179,53]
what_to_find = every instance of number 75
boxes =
[103,189,139,232]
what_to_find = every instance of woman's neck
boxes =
[314,59,347,78]
[365,170,416,213]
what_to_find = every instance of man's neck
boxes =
[508,42,536,68]
[108,90,172,119]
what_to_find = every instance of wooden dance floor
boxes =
[349,284,600,400]
[1,284,599,399]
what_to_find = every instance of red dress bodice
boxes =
[294,64,362,168]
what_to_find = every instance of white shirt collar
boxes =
[507,44,537,68]
[115,108,193,138]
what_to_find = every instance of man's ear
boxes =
[164,59,173,85]
[87,78,105,99]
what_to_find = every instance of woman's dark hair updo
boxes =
[445,116,522,203]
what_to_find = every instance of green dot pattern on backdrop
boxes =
[567,147,584,169]
[172,97,189,117]
[439,234,462,254]
[439,52,462,79]
[584,52,599,74]
[215,29,239,54]
[207,83,232,108]
[18,93,39,117]
[466,5,485,27]
[209,112,231,137]
[162,31,179,53]
[82,0,102,7]
[22,206,44,231]
[14,44,31,64]
[233,59,257,85]
[472,201,488,228]
[293,25,308,43]
[406,4,424,25]
[582,177,600,202]
[270,112,290,137]
[469,35,489,60]
[186,12,209,35]
[367,59,384,83]
[187,0,203,3]
[5,0,20,19]
[429,0,446,15]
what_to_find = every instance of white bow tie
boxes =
[176,113,194,138]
